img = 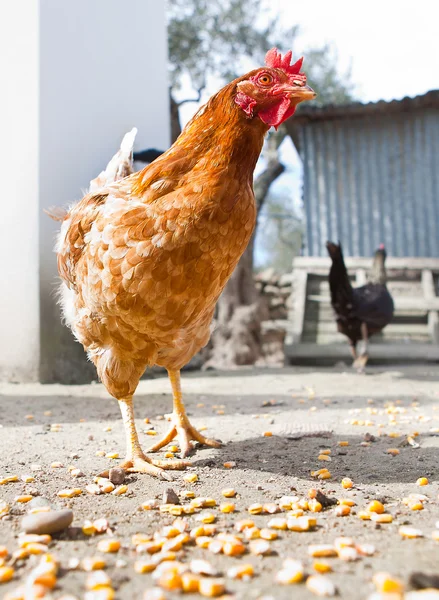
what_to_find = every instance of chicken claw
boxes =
[147,415,222,458]
[99,453,190,481]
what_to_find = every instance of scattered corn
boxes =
[219,503,235,513]
[275,559,304,584]
[249,539,271,555]
[14,495,33,504]
[308,545,337,558]
[248,503,263,515]
[235,519,254,532]
[223,462,236,469]
[318,454,331,462]
[287,516,317,532]
[134,560,156,574]
[341,478,353,489]
[112,485,128,496]
[82,557,107,572]
[227,564,254,579]
[370,513,393,523]
[337,441,349,447]
[183,473,198,483]
[309,499,323,513]
[386,448,400,456]
[0,566,14,583]
[416,477,428,486]
[318,471,332,480]
[335,505,350,517]
[0,476,18,484]
[367,501,385,514]
[57,488,82,498]
[372,572,404,594]
[198,578,225,597]
[313,561,332,574]
[306,574,336,596]
[97,539,121,553]
[196,512,216,524]
[105,452,119,459]
[399,526,423,539]
[267,517,288,530]
[260,528,278,541]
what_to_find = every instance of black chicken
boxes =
[326,242,394,370]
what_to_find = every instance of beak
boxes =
[275,83,316,102]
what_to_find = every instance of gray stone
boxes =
[21,508,74,534]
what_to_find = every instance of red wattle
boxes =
[258,97,296,129]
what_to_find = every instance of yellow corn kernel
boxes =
[431,531,439,542]
[335,505,350,517]
[267,517,288,530]
[26,543,49,555]
[181,572,200,593]
[0,476,18,484]
[221,489,236,499]
[223,462,236,469]
[146,430,157,436]
[192,497,217,508]
[287,516,317,532]
[97,539,120,553]
[235,519,254,532]
[223,540,246,556]
[244,527,260,540]
[409,501,424,511]
[183,473,198,483]
[134,560,156,574]
[337,441,349,447]
[263,503,279,514]
[416,477,428,486]
[341,477,353,489]
[112,485,128,496]
[308,545,337,558]
[169,445,178,453]
[227,564,254,579]
[156,570,183,591]
[132,534,153,546]
[399,526,423,539]
[86,484,102,495]
[306,575,336,597]
[311,468,329,477]
[318,471,332,480]
[320,449,331,455]
[370,513,393,523]
[248,503,263,515]
[82,557,107,572]
[260,528,277,541]
[98,481,115,494]
[309,499,322,513]
[249,540,271,556]
[196,512,216,524]
[276,559,304,585]
[208,540,224,554]
[298,499,309,511]
[31,571,57,589]
[367,501,385,514]
[386,448,400,456]
[313,561,332,573]
[317,454,331,462]
[105,452,119,459]
[338,499,356,507]
[96,451,106,457]
[57,488,82,498]
[198,578,225,597]
[372,572,404,594]
[164,452,174,459]
[334,537,354,551]
[86,570,112,590]
[0,547,7,559]
[19,534,51,547]
[358,511,371,520]
[0,566,14,583]
[195,536,211,549]
[14,495,33,504]
[219,503,235,513]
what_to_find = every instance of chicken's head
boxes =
[235,48,316,129]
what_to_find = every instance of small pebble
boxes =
[108,468,126,485]
[163,488,180,505]
[21,509,74,535]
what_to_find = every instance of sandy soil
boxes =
[0,364,439,599]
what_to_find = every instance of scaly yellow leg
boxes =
[147,369,222,457]
[100,396,189,480]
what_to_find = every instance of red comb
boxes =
[265,47,304,75]
[379,243,385,250]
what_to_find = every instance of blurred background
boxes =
[1,0,438,383]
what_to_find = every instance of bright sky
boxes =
[275,0,438,102]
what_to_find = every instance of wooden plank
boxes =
[286,270,308,346]
[421,269,439,344]
[285,342,439,363]
[293,256,439,271]
[304,321,429,335]
[307,294,439,311]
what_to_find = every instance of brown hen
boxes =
[55,48,315,478]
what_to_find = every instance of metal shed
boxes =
[286,90,439,258]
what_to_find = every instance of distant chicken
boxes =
[326,242,394,370]
[53,49,315,479]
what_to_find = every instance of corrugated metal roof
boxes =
[290,91,439,258]
[288,89,439,127]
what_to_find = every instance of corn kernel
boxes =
[287,516,317,532]
[86,570,112,590]
[338,499,356,507]
[143,589,167,600]
[267,517,288,530]
[191,497,217,508]
[146,430,157,436]
[26,543,49,555]
[235,519,254,532]
[223,462,236,469]
[370,513,393,523]
[156,571,183,591]
[399,526,423,539]
[182,490,195,500]
[367,501,385,514]
[409,501,424,511]
[260,528,277,541]
[86,484,102,495]
[341,477,353,489]
[313,561,332,573]
[244,527,260,540]
[338,547,359,561]
[416,477,428,486]
[57,488,82,498]
[0,476,18,484]
[318,454,331,462]
[96,451,106,457]
[97,539,120,553]
[309,499,323,513]
[249,539,271,555]
[335,505,350,517]
[82,557,107,572]
[112,485,128,496]
[318,471,332,480]
[431,531,439,542]
[51,462,63,468]
[196,512,216,524]
[372,572,404,594]
[19,534,51,547]
[308,545,337,558]
[223,541,246,556]
[0,547,7,559]
[181,572,200,592]
[386,448,400,456]
[208,540,224,554]
[337,441,349,447]
[0,566,14,583]
[183,473,198,483]
[134,560,156,574]
[306,575,336,596]
[275,560,304,584]
[358,511,371,520]
[311,468,329,477]
[105,452,119,459]
[227,564,254,579]
[169,445,179,453]
[14,495,33,504]
[220,503,235,513]
[198,578,225,597]
[248,503,263,515]
[263,503,279,514]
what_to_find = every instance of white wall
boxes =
[0,3,40,381]
[0,0,170,382]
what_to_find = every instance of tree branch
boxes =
[177,87,204,106]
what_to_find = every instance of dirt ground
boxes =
[1,364,439,599]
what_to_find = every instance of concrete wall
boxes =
[0,0,170,383]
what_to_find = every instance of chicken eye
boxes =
[258,73,273,86]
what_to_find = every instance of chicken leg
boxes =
[100,397,189,481]
[353,322,369,372]
[147,370,222,458]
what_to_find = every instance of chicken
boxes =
[326,242,394,371]
[54,48,315,479]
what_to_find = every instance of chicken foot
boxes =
[147,369,222,458]
[100,396,190,481]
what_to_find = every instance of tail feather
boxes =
[326,240,353,309]
[88,127,138,192]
